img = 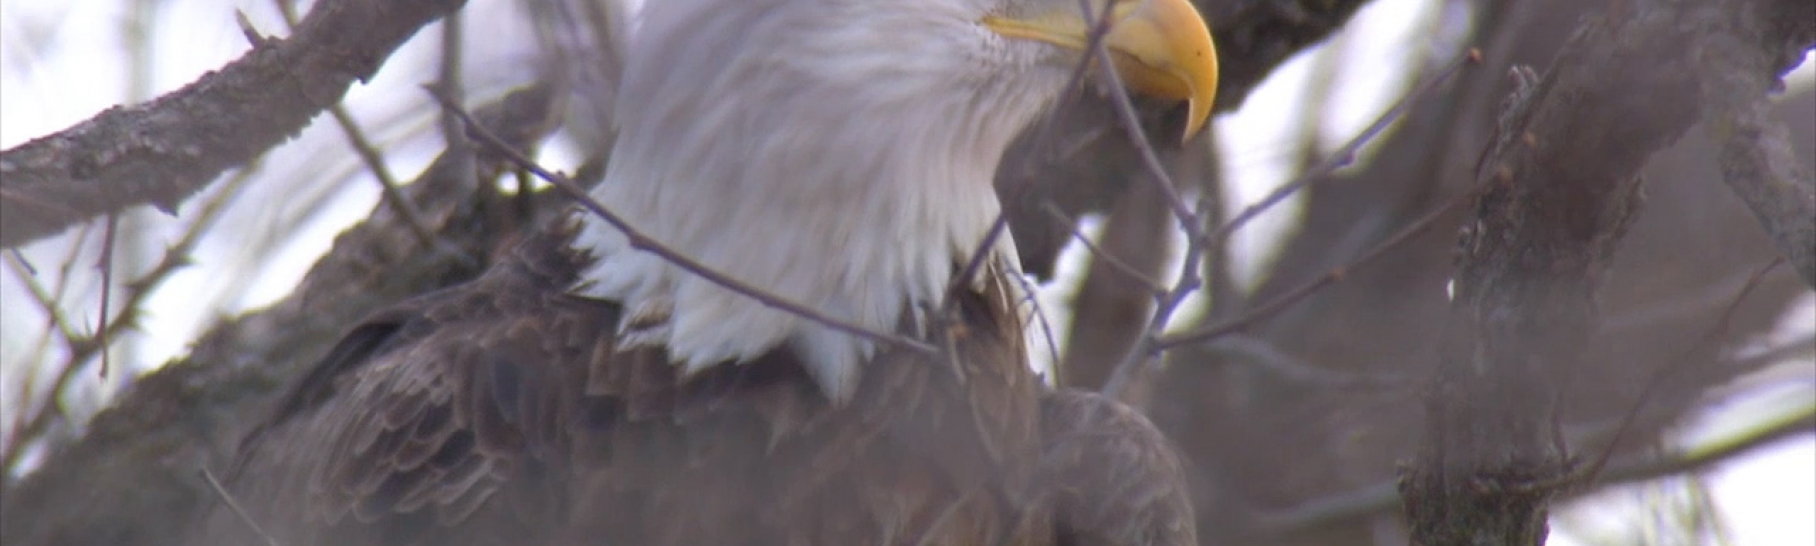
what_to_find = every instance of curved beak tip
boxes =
[1118,0,1218,143]
[983,0,1219,143]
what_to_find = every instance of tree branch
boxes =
[1399,0,1816,543]
[1694,5,1816,287]
[0,87,561,546]
[0,0,467,248]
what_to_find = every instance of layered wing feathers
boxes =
[203,224,1193,546]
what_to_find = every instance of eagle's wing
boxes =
[202,226,615,546]
[199,224,1050,546]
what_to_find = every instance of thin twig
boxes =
[426,90,936,354]
[1724,334,1815,373]
[96,214,118,378]
[3,254,82,349]
[1007,268,1065,385]
[1101,195,1207,398]
[1289,40,1346,174]
[201,467,283,546]
[1198,141,1245,321]
[266,0,446,252]
[1156,193,1466,349]
[1599,405,1814,487]
[1198,49,1480,250]
[1572,258,1788,488]
[1085,21,1199,235]
[1603,265,1798,336]
[7,249,33,275]
[434,8,479,203]
[0,169,257,475]
[1041,203,1168,296]
[1200,334,1417,388]
[0,222,93,473]
[1069,0,1207,399]
[1094,46,1480,398]
[944,0,1123,304]
[327,105,444,245]
[1,254,79,461]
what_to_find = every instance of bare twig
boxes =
[1196,147,1244,320]
[0,169,257,475]
[96,214,118,378]
[1573,259,1787,487]
[1157,194,1466,349]
[2,255,82,353]
[1200,49,1479,249]
[1603,265,1799,335]
[201,468,282,546]
[1101,194,1207,398]
[327,106,447,247]
[1042,203,1168,295]
[1093,48,1478,394]
[1199,334,1417,388]
[1598,397,1815,487]
[1007,271,1065,384]
[1068,0,1213,400]
[263,0,448,252]
[2,224,96,453]
[1085,26,1199,233]
[1,254,81,462]
[427,90,935,354]
[433,9,479,215]
[0,86,562,546]
[945,0,1123,304]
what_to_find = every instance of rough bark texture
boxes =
[0,87,565,546]
[1696,4,1816,287]
[1139,0,1815,544]
[0,0,468,248]
[1403,16,1668,546]
[1398,0,1815,543]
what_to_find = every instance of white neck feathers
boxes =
[567,0,1061,402]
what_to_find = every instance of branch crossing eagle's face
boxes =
[983,0,1218,139]
[574,0,1218,402]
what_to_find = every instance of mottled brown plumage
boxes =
[201,0,1216,542]
[199,221,1194,545]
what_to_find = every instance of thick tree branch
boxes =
[1399,0,1816,544]
[0,88,561,546]
[1694,12,1816,287]
[0,0,467,248]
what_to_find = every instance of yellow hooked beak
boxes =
[984,0,1219,142]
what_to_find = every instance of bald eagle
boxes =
[200,0,1217,544]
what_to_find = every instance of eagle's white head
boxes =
[570,0,1216,402]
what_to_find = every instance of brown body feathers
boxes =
[198,223,1196,546]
